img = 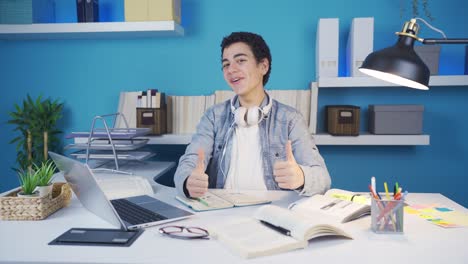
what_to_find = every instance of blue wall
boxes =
[1,0,468,206]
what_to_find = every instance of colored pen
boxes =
[369,184,393,227]
[371,177,376,197]
[380,191,408,220]
[395,182,400,196]
[384,182,390,200]
[196,197,210,207]
[260,220,291,236]
[368,184,379,199]
[377,191,408,221]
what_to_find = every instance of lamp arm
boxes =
[422,38,468,44]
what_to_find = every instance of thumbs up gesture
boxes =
[186,149,209,198]
[273,140,305,190]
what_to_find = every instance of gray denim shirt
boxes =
[174,95,331,198]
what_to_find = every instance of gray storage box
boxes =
[368,105,424,135]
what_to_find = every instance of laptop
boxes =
[49,152,193,231]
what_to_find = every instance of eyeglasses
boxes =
[159,225,210,240]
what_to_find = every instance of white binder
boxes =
[316,18,339,78]
[347,17,374,77]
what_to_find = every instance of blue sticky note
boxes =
[435,207,453,212]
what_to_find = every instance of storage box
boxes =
[326,105,360,136]
[0,183,71,221]
[124,0,181,24]
[414,45,440,75]
[0,0,55,24]
[137,107,167,135]
[368,105,424,135]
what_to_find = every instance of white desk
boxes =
[89,160,176,182]
[0,181,467,264]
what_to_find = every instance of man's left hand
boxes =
[273,140,305,190]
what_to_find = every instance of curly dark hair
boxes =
[220,32,272,86]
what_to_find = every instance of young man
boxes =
[174,32,330,198]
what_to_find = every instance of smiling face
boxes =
[222,42,269,99]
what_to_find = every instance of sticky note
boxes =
[435,207,453,212]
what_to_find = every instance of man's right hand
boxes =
[185,149,209,198]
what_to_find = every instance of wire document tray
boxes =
[65,139,149,151]
[65,113,152,171]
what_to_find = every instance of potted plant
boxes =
[17,169,40,197]
[8,94,64,172]
[34,160,57,197]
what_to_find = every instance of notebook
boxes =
[176,189,271,211]
[49,152,193,231]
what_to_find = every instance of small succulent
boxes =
[34,160,57,187]
[18,169,40,195]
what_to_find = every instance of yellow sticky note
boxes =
[420,208,437,214]
[404,206,419,214]
[437,211,468,227]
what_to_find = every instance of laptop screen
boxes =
[49,152,126,230]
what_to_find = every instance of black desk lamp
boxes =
[359,18,468,90]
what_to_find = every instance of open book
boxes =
[176,189,271,211]
[95,174,154,200]
[289,188,371,223]
[211,204,352,259]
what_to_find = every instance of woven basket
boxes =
[0,182,72,220]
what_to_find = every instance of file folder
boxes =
[347,17,374,77]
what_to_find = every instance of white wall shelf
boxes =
[313,133,430,146]
[107,133,430,146]
[318,75,468,88]
[312,75,444,145]
[0,21,184,40]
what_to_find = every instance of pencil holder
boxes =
[371,197,404,234]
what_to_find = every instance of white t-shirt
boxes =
[224,124,267,190]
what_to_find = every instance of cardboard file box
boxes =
[368,105,424,135]
[137,107,167,135]
[0,0,55,24]
[326,105,360,136]
[124,0,181,24]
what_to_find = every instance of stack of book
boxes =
[117,88,316,135]
[166,94,215,134]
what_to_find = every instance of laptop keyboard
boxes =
[111,198,167,225]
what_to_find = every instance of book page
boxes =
[95,175,153,200]
[211,217,305,259]
[291,194,370,223]
[175,192,234,211]
[208,189,271,206]
[253,205,313,241]
[325,188,371,205]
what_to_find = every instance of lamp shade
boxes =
[359,35,430,90]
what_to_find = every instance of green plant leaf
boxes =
[8,94,64,172]
[18,169,40,194]
[34,160,56,186]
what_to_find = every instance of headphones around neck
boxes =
[230,94,273,127]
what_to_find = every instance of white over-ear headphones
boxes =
[230,94,273,127]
